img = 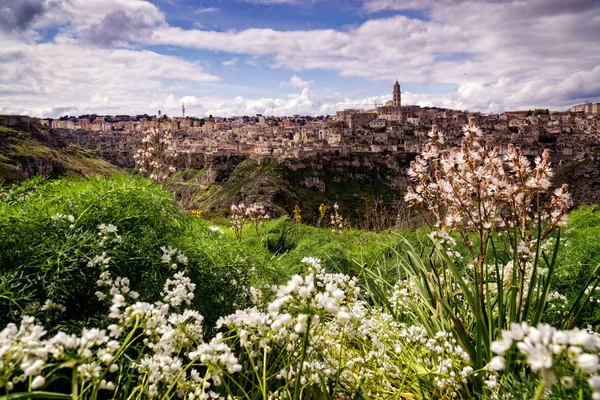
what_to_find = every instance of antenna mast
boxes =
[182,102,186,119]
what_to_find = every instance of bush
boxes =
[0,175,251,331]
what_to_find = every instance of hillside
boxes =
[0,116,119,183]
[178,155,407,227]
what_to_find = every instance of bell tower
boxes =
[393,80,401,107]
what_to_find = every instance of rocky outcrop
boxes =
[554,158,600,206]
[301,176,326,192]
[0,122,119,183]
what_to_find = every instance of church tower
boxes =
[393,80,401,107]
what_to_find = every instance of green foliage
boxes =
[3,172,600,398]
[0,175,252,331]
[533,108,550,115]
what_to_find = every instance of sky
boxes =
[0,0,599,118]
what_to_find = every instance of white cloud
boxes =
[147,0,600,111]
[282,75,314,88]
[195,7,218,13]
[200,88,388,117]
[1,0,599,116]
[0,37,219,117]
[222,57,239,67]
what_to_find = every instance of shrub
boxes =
[0,175,251,331]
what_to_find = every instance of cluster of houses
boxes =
[40,85,600,162]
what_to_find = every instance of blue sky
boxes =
[0,0,598,117]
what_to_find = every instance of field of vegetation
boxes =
[2,121,600,399]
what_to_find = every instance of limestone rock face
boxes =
[301,176,326,192]
[554,158,600,206]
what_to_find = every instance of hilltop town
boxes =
[35,82,600,164]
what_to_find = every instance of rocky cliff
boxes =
[0,116,119,183]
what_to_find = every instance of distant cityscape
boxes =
[15,82,600,162]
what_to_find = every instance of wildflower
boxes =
[330,202,344,234]
[231,203,247,242]
[161,271,196,307]
[293,205,302,224]
[487,356,505,371]
[134,125,178,181]
[40,300,66,313]
[208,225,224,235]
[577,354,599,373]
[31,375,45,389]
[554,376,572,391]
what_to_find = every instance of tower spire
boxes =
[393,80,401,107]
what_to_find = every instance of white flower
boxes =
[31,375,45,389]
[490,337,513,355]
[487,356,505,371]
[589,375,600,390]
[560,376,574,389]
[336,310,351,325]
[577,353,599,373]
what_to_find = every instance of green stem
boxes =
[71,368,78,400]
[293,316,312,400]
[532,379,545,400]
[262,346,268,400]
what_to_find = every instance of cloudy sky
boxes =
[1,0,599,118]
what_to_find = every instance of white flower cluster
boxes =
[489,322,600,396]
[134,126,179,181]
[429,228,462,259]
[245,202,270,224]
[330,202,345,234]
[217,257,473,398]
[96,270,139,301]
[40,300,66,313]
[162,271,196,308]
[0,242,243,399]
[51,213,76,229]
[0,316,121,393]
[585,285,600,304]
[160,245,188,270]
[389,278,420,316]
[208,225,224,235]
[88,252,111,268]
[230,202,270,241]
[405,118,572,268]
[97,223,122,246]
[545,291,569,316]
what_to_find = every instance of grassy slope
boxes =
[0,125,119,183]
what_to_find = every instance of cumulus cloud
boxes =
[0,37,218,117]
[82,8,164,47]
[200,88,388,117]
[0,0,49,33]
[282,75,314,88]
[35,0,166,39]
[148,0,600,111]
[1,0,599,116]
